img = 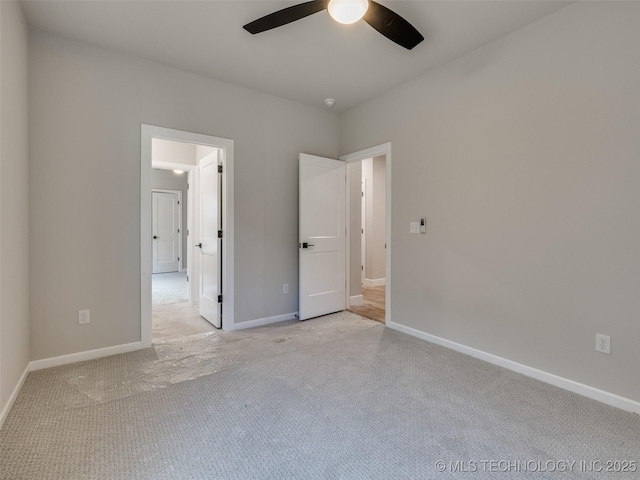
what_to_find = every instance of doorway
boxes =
[342,144,391,325]
[150,171,196,342]
[152,185,187,310]
[141,125,235,348]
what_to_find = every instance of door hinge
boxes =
[218,230,223,238]
[218,295,223,303]
[187,182,189,190]
[178,229,180,233]
[361,265,364,271]
[218,165,223,174]
[186,275,189,282]
[187,229,189,236]
[178,200,180,205]
[178,257,180,261]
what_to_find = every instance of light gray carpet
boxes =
[1,312,639,479]
[152,271,188,305]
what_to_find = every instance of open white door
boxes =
[152,191,180,274]
[299,153,346,320]
[197,151,222,328]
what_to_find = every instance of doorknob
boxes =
[195,243,203,248]
[299,242,315,249]
[153,236,158,239]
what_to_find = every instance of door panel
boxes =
[152,192,180,274]
[198,151,221,328]
[299,154,346,320]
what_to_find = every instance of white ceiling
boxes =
[21,1,573,112]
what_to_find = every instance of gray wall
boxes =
[29,30,339,360]
[0,1,30,412]
[340,1,640,402]
[151,169,188,269]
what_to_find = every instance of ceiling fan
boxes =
[243,0,424,50]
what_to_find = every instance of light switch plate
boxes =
[410,222,420,234]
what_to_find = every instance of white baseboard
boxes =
[349,295,364,307]
[386,320,640,415]
[0,363,30,431]
[226,312,299,331]
[363,278,386,287]
[30,341,145,371]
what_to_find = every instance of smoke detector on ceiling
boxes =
[324,98,336,108]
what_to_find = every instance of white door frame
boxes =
[141,124,235,347]
[342,143,392,325]
[152,189,183,272]
[186,168,198,304]
[360,177,366,286]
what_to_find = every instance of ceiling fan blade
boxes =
[363,1,424,50]
[243,0,329,34]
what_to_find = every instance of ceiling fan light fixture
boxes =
[243,0,423,50]
[328,0,369,25]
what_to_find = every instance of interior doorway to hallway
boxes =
[342,144,391,325]
[150,144,212,342]
[150,165,204,343]
[141,125,235,348]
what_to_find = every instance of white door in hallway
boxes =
[152,191,180,274]
[198,151,222,328]
[299,153,346,320]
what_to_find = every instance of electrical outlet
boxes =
[79,310,90,325]
[595,333,610,354]
[283,283,289,294]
